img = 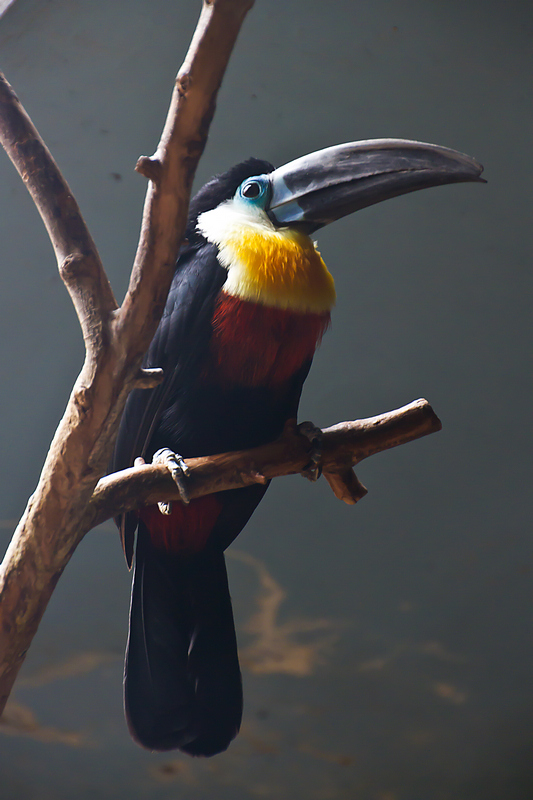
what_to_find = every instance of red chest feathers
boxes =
[208,293,330,387]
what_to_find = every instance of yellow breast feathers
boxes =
[197,201,336,314]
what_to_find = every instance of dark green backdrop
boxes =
[0,1,531,798]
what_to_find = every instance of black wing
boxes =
[111,241,226,564]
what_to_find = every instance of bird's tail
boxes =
[124,522,242,756]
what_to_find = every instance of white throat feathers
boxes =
[197,201,336,314]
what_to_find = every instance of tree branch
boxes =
[116,0,255,362]
[0,74,117,354]
[0,0,254,716]
[85,399,441,530]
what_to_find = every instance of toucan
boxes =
[111,139,483,756]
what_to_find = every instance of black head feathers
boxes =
[186,158,274,242]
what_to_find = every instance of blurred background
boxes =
[0,1,531,798]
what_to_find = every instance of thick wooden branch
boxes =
[85,399,441,529]
[0,0,254,716]
[116,0,255,362]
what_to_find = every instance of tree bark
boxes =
[86,399,442,530]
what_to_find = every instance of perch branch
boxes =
[0,0,254,716]
[86,399,441,529]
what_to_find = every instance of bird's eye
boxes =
[241,181,262,199]
[235,175,271,209]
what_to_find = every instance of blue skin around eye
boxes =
[235,175,271,210]
[235,174,308,227]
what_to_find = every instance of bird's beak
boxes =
[267,139,484,232]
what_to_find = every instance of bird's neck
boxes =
[197,202,336,314]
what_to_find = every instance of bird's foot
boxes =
[152,447,191,514]
[298,421,323,482]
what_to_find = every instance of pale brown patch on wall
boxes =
[230,549,343,676]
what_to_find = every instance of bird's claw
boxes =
[298,421,323,482]
[152,447,191,513]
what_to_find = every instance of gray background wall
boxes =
[0,1,531,798]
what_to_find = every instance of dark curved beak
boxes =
[267,139,484,233]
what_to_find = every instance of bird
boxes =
[111,139,483,756]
